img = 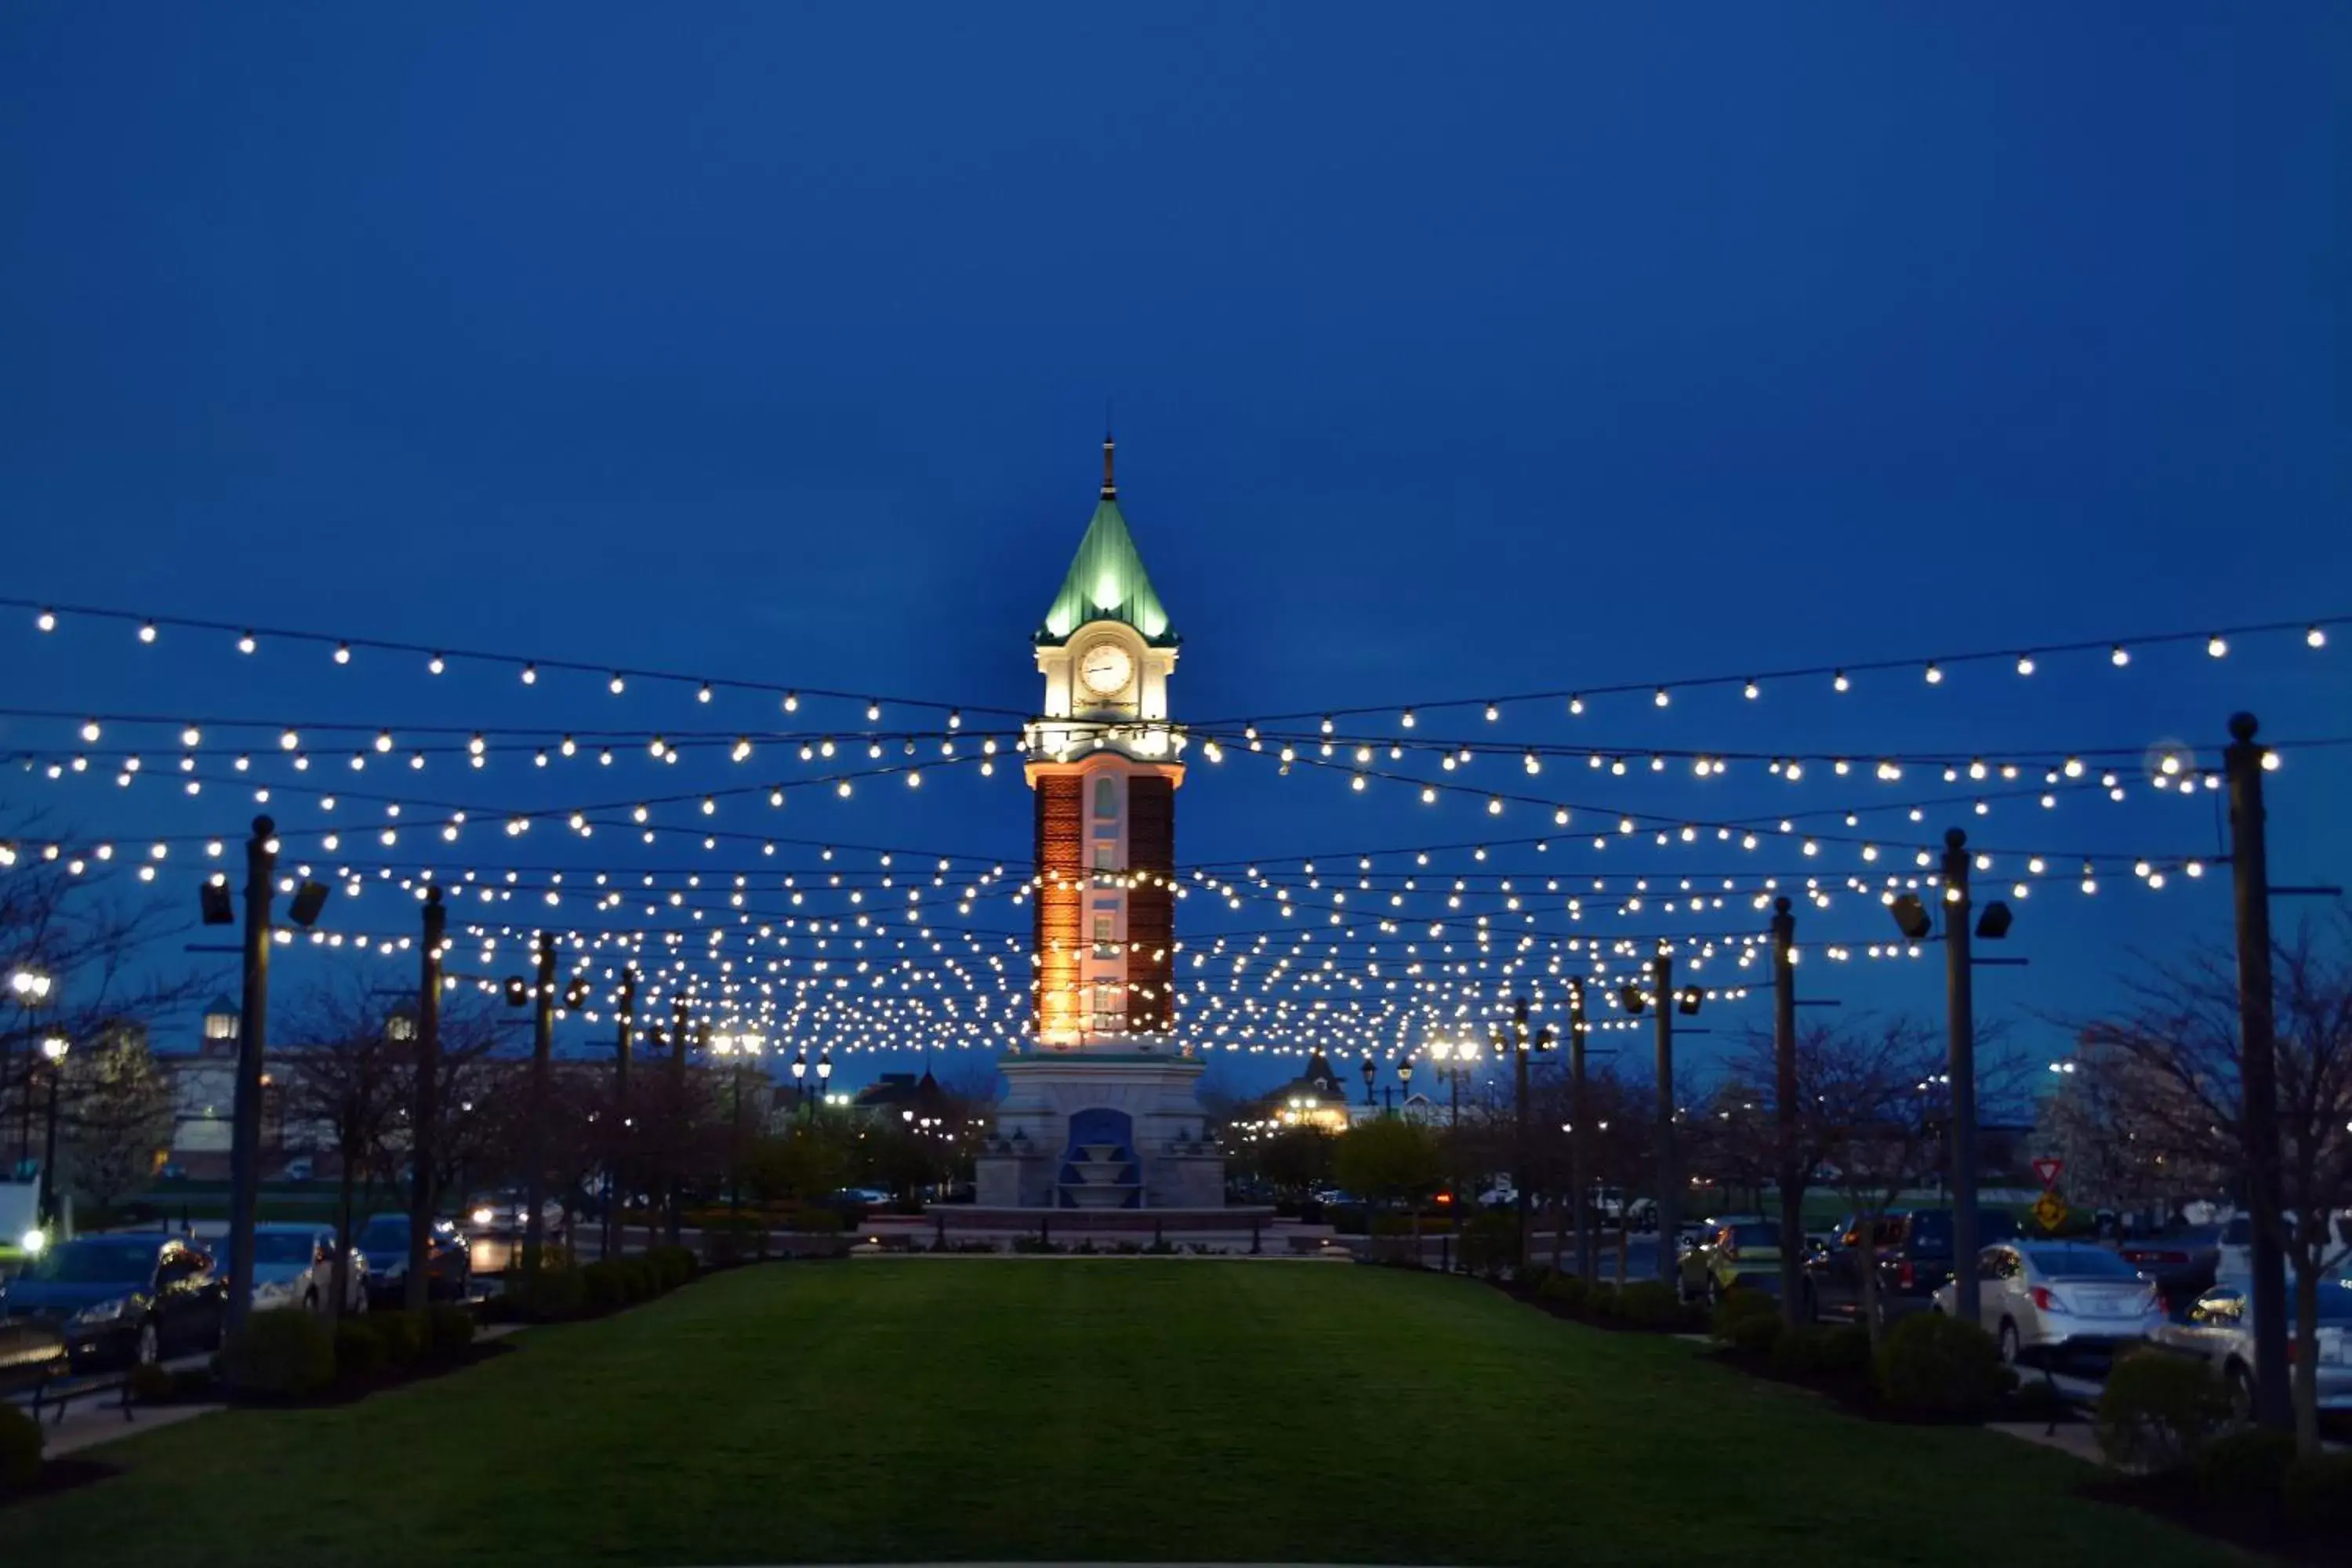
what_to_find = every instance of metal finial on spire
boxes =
[1101,426,1116,500]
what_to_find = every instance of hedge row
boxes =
[219,1303,478,1399]
[506,1244,699,1323]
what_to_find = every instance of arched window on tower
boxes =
[1093,775,1118,820]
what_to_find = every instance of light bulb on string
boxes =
[138,621,157,644]
[2310,626,2328,649]
[1832,671,1849,693]
[2111,644,2130,666]
[36,608,56,632]
[238,631,256,654]
[2016,654,2035,675]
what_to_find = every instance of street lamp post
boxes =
[1359,1054,1377,1109]
[1566,977,1593,1283]
[36,1035,68,1225]
[224,815,278,1344]
[792,1051,809,1111]
[9,966,56,1167]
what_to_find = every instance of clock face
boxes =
[1079,642,1134,697]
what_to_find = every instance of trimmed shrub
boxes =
[125,1360,177,1403]
[792,1207,848,1234]
[1615,1279,1693,1330]
[1709,1287,1779,1345]
[1538,1272,1588,1312]
[2283,1451,2352,1528]
[1772,1324,1873,1381]
[372,1310,426,1368]
[220,1307,336,1399]
[1875,1313,2011,1420]
[0,1402,40,1497]
[2192,1425,2296,1504]
[423,1303,477,1359]
[579,1259,627,1312]
[519,1264,587,1322]
[1726,1311,1784,1356]
[2093,1349,2230,1472]
[1518,1261,1555,1293]
[645,1244,699,1291]
[1459,1213,1520,1279]
[334,1319,389,1382]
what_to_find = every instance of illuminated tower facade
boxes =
[1025,434,1185,1047]
[974,438,1222,1210]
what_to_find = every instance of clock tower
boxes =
[975,437,1222,1210]
[1025,434,1185,1048]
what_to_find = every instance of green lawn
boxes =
[9,1261,2227,1566]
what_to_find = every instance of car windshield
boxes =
[249,1233,317,1265]
[1730,1223,1779,1247]
[358,1218,408,1250]
[24,1239,155,1284]
[1904,1211,2015,1251]
[2024,1246,2143,1279]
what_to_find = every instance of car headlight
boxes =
[68,1296,133,1327]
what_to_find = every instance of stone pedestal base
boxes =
[975,1051,1226,1209]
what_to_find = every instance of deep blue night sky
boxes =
[3,5,2347,1101]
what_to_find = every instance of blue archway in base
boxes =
[1057,1106,1142,1208]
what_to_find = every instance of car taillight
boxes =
[1897,1261,1915,1290]
[2031,1286,2054,1311]
[2286,1338,2300,1365]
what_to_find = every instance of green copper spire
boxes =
[1035,436,1177,647]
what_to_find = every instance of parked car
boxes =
[2155,1270,2352,1415]
[0,1234,227,1368]
[221,1223,369,1315]
[2214,1210,2352,1287]
[355,1214,471,1305]
[1932,1242,2165,1365]
[2118,1224,2225,1306]
[1802,1208,2022,1327]
[1692,1217,1787,1301]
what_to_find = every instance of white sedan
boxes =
[239,1223,369,1315]
[1933,1240,2163,1365]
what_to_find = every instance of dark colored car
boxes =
[1801,1208,2022,1327]
[356,1214,471,1305]
[0,1235,227,1368]
[2118,1224,2224,1308]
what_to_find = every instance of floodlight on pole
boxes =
[1889,893,1933,941]
[285,879,330,928]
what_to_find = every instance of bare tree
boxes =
[62,1024,176,1213]
[280,986,409,1319]
[2,809,205,1169]
[2071,913,2352,1454]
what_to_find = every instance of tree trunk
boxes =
[331,1156,356,1324]
[1858,1219,1883,1353]
[2294,1264,2321,1457]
